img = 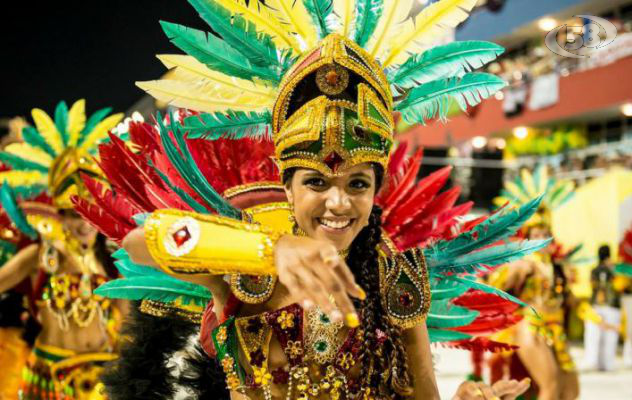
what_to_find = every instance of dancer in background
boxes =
[0,100,123,400]
[583,245,622,371]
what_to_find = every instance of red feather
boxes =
[445,337,518,353]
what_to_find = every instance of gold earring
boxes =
[288,203,296,224]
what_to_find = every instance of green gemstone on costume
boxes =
[315,340,328,353]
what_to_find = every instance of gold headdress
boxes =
[138,0,506,176]
[0,100,123,208]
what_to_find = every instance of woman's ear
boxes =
[283,180,294,206]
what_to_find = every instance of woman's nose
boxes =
[325,187,351,211]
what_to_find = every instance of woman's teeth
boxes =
[319,218,352,229]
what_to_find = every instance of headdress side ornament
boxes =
[494,166,575,228]
[138,0,507,176]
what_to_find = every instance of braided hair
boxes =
[283,166,413,397]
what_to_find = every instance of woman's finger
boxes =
[323,250,365,301]
[294,260,337,317]
[314,262,358,327]
[476,382,497,399]
[492,378,530,400]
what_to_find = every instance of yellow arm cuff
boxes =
[577,302,603,324]
[144,209,281,276]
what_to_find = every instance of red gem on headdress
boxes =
[172,226,191,248]
[398,291,413,307]
[324,151,344,172]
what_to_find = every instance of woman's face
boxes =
[285,163,376,251]
[62,211,98,250]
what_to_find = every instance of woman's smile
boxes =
[316,216,355,232]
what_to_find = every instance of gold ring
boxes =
[473,388,484,397]
[323,255,338,265]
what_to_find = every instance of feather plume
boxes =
[395,73,506,124]
[521,168,537,197]
[334,0,355,37]
[390,41,504,93]
[112,249,164,278]
[430,279,469,300]
[31,108,63,154]
[78,108,113,144]
[213,0,303,53]
[158,54,276,99]
[152,167,210,213]
[428,196,543,261]
[72,196,133,244]
[158,113,241,219]
[427,298,479,328]
[137,79,273,113]
[442,275,531,308]
[0,185,38,239]
[3,143,53,166]
[188,0,290,69]
[183,110,272,140]
[352,0,383,47]
[0,171,46,187]
[265,0,319,48]
[95,276,211,307]
[79,113,124,152]
[0,152,49,173]
[427,328,471,343]
[382,0,478,67]
[160,21,281,84]
[21,126,56,157]
[367,0,414,61]
[427,239,551,276]
[303,0,336,39]
[67,99,86,146]
[54,101,70,146]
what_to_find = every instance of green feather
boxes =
[427,328,471,343]
[427,196,543,263]
[352,0,383,48]
[9,184,47,199]
[615,263,632,278]
[54,101,69,146]
[0,240,17,266]
[22,127,56,157]
[152,165,212,214]
[389,41,504,93]
[160,21,280,84]
[112,249,164,278]
[182,111,272,140]
[132,213,150,227]
[0,152,49,173]
[78,108,113,145]
[187,0,291,71]
[158,112,241,219]
[427,299,479,328]
[430,278,469,300]
[444,275,528,308]
[95,276,212,307]
[427,239,551,274]
[395,73,506,124]
[0,184,38,239]
[303,0,335,39]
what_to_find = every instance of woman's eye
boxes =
[349,179,370,190]
[304,177,326,188]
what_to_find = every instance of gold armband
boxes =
[144,209,282,275]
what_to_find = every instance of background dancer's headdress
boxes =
[494,166,575,228]
[138,0,506,176]
[0,100,123,209]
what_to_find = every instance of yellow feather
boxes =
[333,0,355,37]
[79,113,124,152]
[367,0,414,61]
[536,166,548,195]
[157,55,276,99]
[31,108,63,155]
[520,168,538,197]
[67,99,86,146]
[382,0,477,67]
[214,0,303,53]
[136,79,274,113]
[0,170,47,187]
[4,143,53,166]
[504,181,530,204]
[265,0,318,48]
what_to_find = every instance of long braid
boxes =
[348,206,413,398]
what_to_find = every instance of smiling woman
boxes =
[71,0,544,399]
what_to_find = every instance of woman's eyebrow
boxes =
[349,172,372,179]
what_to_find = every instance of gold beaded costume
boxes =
[74,0,550,398]
[0,100,123,400]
